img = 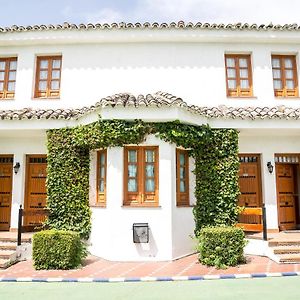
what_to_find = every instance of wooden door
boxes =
[238,154,262,225]
[238,154,262,207]
[24,155,47,227]
[0,156,13,231]
[276,164,297,230]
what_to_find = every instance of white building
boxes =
[1,22,300,261]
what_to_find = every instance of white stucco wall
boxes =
[1,32,300,111]
[89,135,197,261]
[171,155,197,259]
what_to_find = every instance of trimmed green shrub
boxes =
[32,230,87,270]
[197,226,246,269]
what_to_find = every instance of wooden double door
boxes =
[0,156,13,231]
[276,162,298,230]
[24,155,47,227]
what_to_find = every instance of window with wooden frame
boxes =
[225,54,253,97]
[0,57,17,99]
[176,149,190,206]
[96,150,107,206]
[271,55,298,97]
[35,56,62,98]
[124,146,159,207]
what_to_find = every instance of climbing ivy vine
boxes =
[46,119,239,239]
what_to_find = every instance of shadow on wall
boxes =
[134,228,158,258]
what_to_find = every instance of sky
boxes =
[0,0,300,27]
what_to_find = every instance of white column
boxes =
[10,152,26,230]
[261,151,278,230]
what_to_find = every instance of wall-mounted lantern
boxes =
[13,162,20,174]
[133,223,149,243]
[267,161,274,174]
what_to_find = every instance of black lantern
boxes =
[133,223,149,243]
[267,161,274,174]
[13,162,20,174]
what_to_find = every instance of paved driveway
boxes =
[1,254,300,279]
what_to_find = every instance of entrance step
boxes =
[0,241,17,251]
[279,254,300,263]
[0,237,29,269]
[267,233,300,263]
[0,250,16,260]
[273,246,300,254]
[0,247,17,269]
[0,258,11,269]
[0,236,31,243]
[268,239,300,247]
[0,233,33,269]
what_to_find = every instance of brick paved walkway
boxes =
[1,254,300,279]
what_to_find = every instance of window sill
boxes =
[275,97,300,100]
[176,205,195,208]
[122,205,161,208]
[227,96,257,99]
[32,97,60,100]
[0,98,15,101]
[90,204,106,208]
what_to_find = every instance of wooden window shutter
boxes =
[272,55,298,97]
[225,54,253,97]
[176,149,190,206]
[143,147,159,205]
[96,150,107,206]
[0,57,17,99]
[124,147,141,206]
[35,56,62,98]
[124,146,159,207]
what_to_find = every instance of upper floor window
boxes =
[97,150,107,207]
[225,54,253,97]
[272,55,298,97]
[35,56,62,98]
[124,146,159,207]
[176,149,190,206]
[0,57,17,99]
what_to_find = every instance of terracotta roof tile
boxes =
[1,22,300,33]
[1,91,300,121]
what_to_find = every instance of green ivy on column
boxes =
[46,119,239,239]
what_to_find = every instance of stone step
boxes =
[0,250,16,260]
[0,242,17,251]
[273,246,300,254]
[0,236,31,244]
[279,253,300,263]
[269,239,300,247]
[0,258,11,269]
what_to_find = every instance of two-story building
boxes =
[1,22,300,261]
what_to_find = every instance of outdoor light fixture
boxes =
[13,162,20,174]
[133,223,149,243]
[267,162,274,174]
